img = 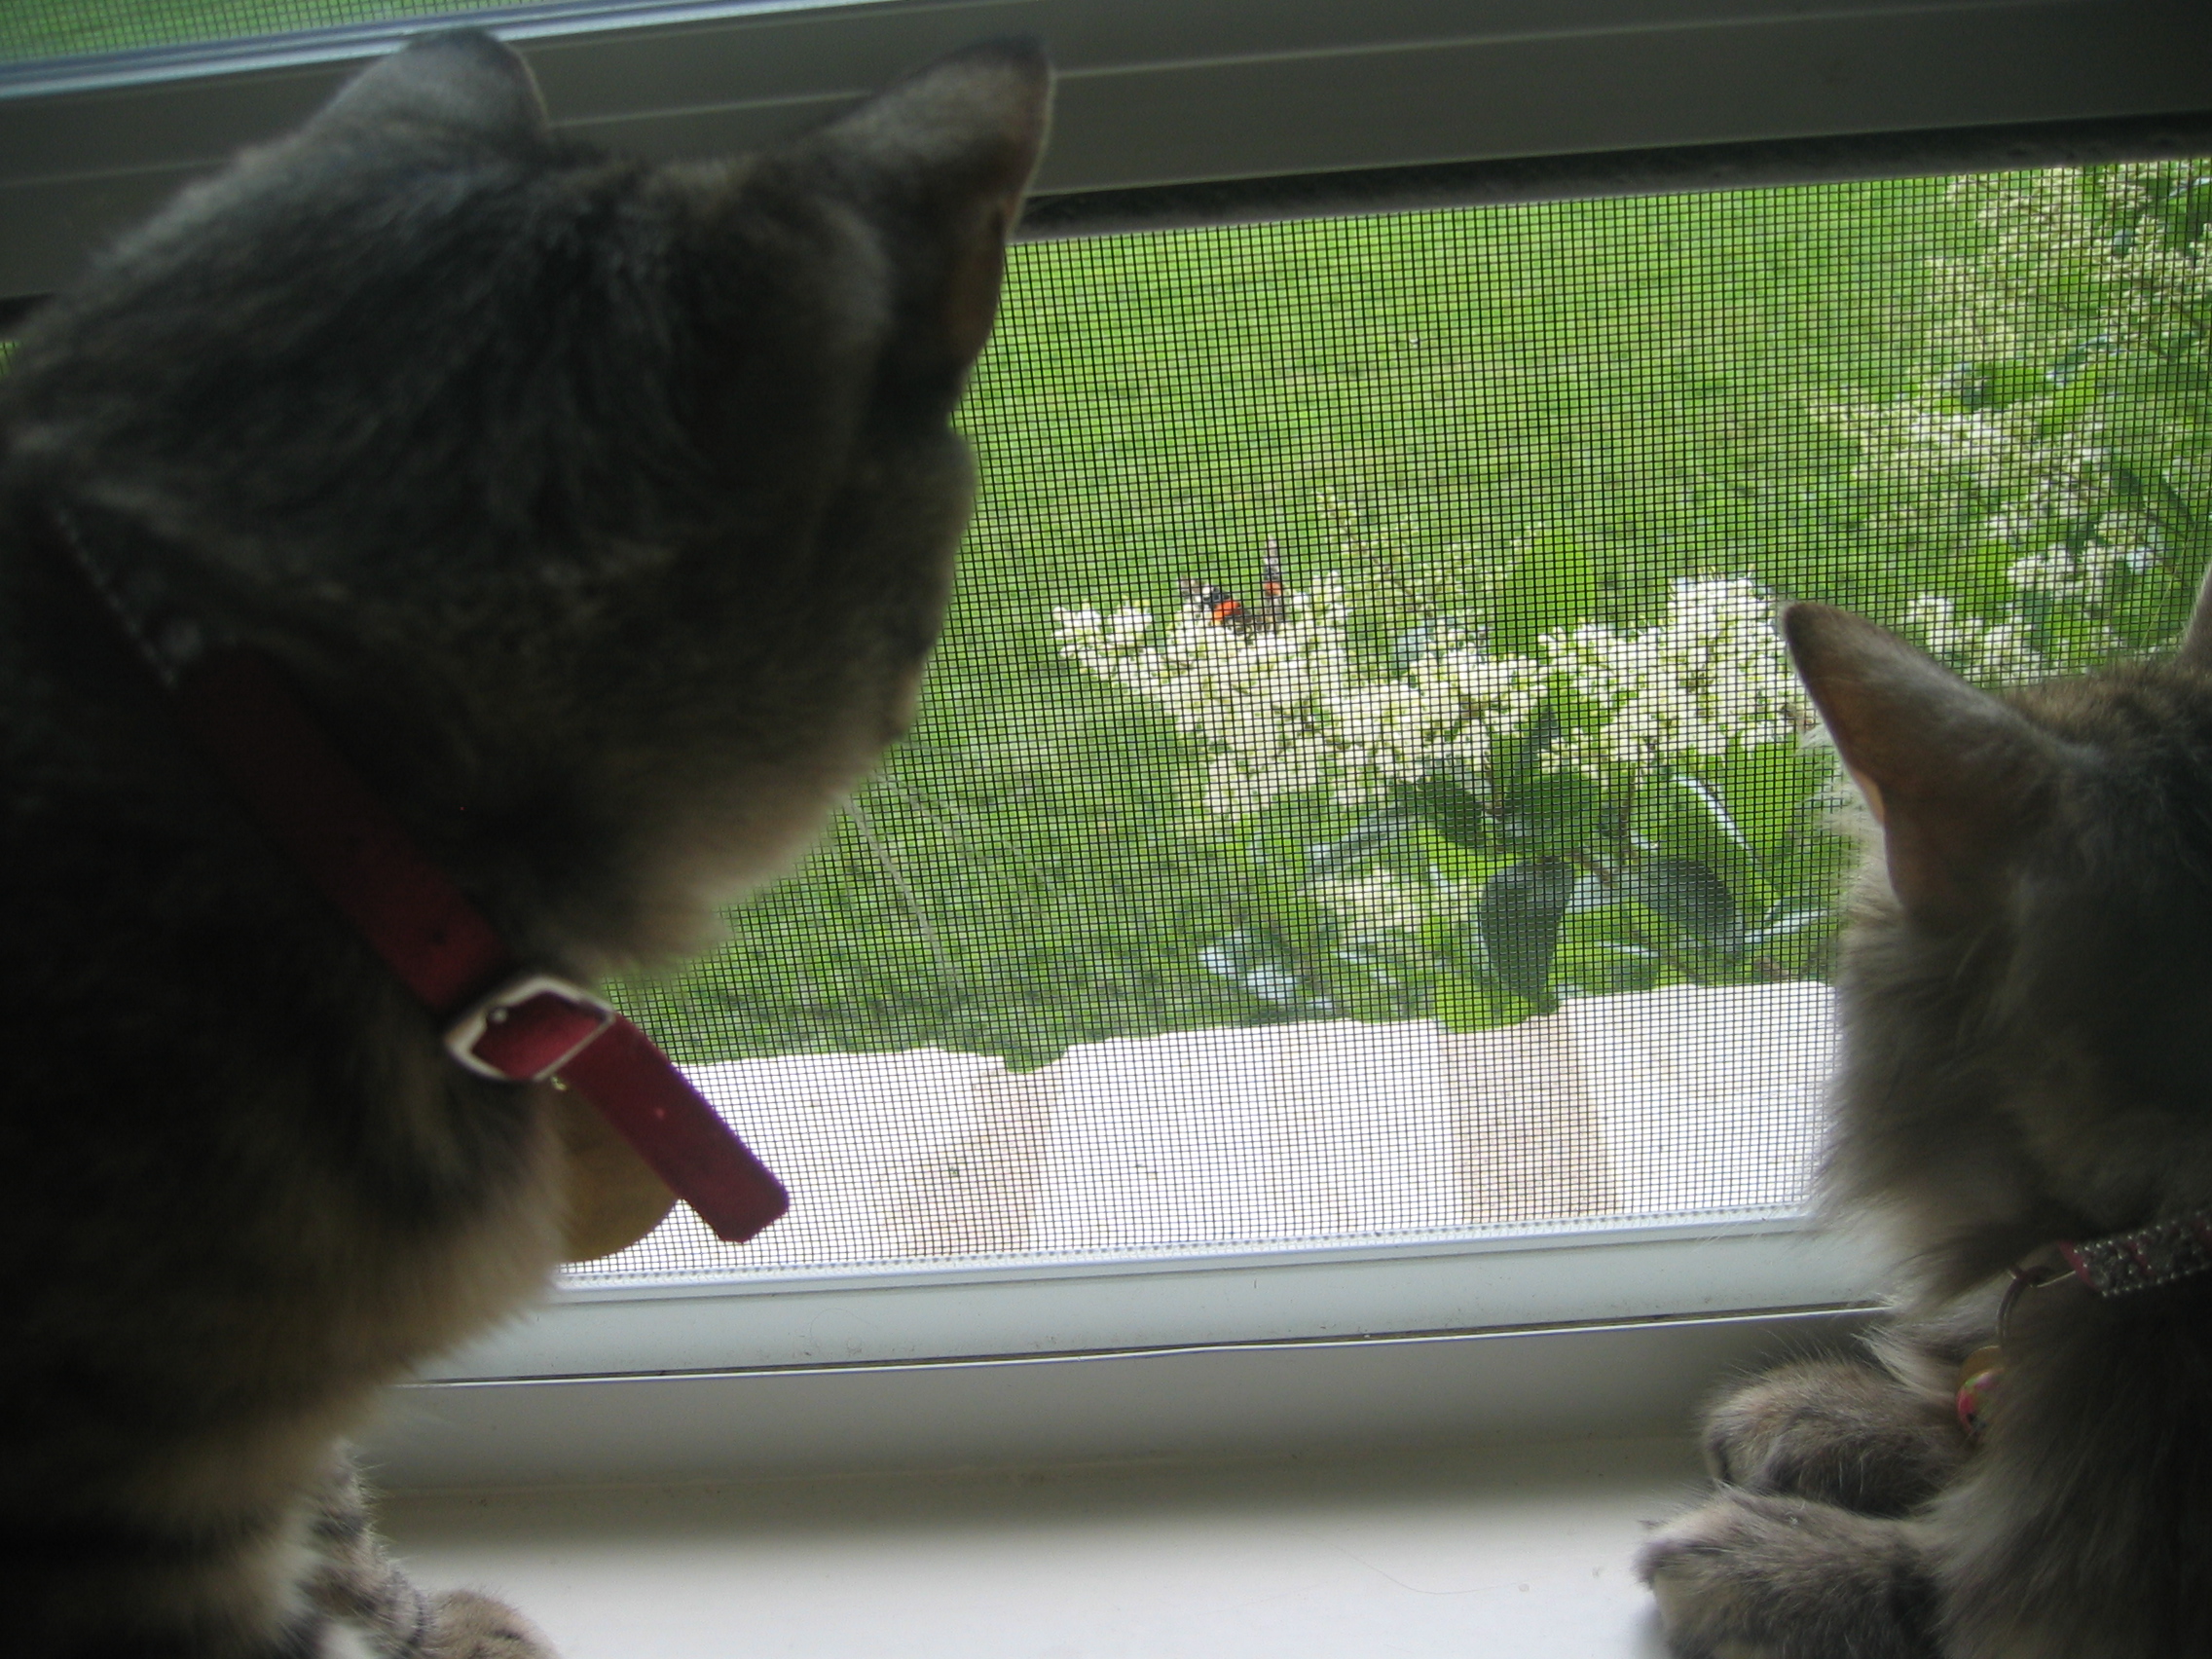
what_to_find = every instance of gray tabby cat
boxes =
[1640,593,2212,1656]
[0,29,1048,1658]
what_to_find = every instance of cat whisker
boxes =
[867,774,1057,895]
[843,793,966,996]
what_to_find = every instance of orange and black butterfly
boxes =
[1178,538,1285,636]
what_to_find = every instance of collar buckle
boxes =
[445,974,617,1084]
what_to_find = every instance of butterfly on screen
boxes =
[1178,537,1286,636]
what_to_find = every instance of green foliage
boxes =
[1477,856,1574,1011]
[629,179,1981,1069]
[1832,161,2212,679]
[1176,694,1841,1036]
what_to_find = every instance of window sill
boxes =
[377,1431,1700,1657]
[434,1214,1877,1381]
[372,1302,1867,1489]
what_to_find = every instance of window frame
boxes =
[7,0,2212,303]
[435,1214,1880,1381]
[7,0,2210,1481]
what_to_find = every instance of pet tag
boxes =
[1955,1344,2004,1437]
[554,1084,680,1262]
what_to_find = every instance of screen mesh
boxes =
[2,1,545,62]
[18,14,2201,1301]
[556,163,2203,1283]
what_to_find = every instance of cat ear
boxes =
[781,38,1052,376]
[2177,557,2212,667]
[305,29,549,149]
[1785,603,2056,930]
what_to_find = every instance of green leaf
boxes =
[1196,930,1313,1010]
[1552,928,1660,996]
[1494,768,1606,856]
[1516,699,1565,765]
[2156,176,2212,249]
[1432,973,1522,1033]
[1478,856,1574,1012]
[1398,775,1491,851]
[1745,904,1828,946]
[1415,824,1494,887]
[2035,358,2103,437]
[1623,857,1743,951]
[1671,773,1761,866]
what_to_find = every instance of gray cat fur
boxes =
[0,29,1048,1656]
[1641,593,2212,1656]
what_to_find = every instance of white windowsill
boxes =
[378,1433,1696,1656]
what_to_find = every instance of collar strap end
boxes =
[2058,1212,2212,1298]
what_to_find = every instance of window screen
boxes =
[574,159,2212,1284]
[2,1,538,63]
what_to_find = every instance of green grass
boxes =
[629,179,1986,1069]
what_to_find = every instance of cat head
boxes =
[1,31,1051,966]
[1788,586,2212,1285]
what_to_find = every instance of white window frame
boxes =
[444,1215,1882,1381]
[8,0,2210,1483]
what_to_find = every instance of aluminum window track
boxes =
[6,0,2212,304]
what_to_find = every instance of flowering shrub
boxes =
[1054,571,1841,1029]
[1828,161,2212,678]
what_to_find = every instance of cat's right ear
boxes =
[2177,556,2212,667]
[1785,604,2055,931]
[775,38,1052,385]
[301,30,550,150]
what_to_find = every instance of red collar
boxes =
[51,506,787,1244]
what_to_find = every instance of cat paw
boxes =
[1703,1358,1964,1516]
[425,1589,560,1659]
[1638,1491,1939,1659]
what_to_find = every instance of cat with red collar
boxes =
[0,30,1048,1658]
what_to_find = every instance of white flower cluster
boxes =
[1058,579,1349,815]
[1900,522,2160,683]
[1053,578,1551,817]
[1817,400,2099,505]
[1936,166,2212,364]
[2005,526,2161,606]
[1054,572,1802,827]
[1827,162,2212,681]
[1546,577,1808,777]
[1899,595,2050,685]
[1309,867,1463,942]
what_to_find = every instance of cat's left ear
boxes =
[302,30,550,150]
[1786,604,2058,931]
